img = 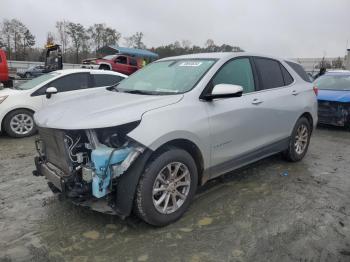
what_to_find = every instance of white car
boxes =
[0,69,127,138]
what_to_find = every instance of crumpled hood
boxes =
[318,89,350,103]
[34,90,183,129]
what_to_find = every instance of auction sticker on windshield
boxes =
[179,61,203,67]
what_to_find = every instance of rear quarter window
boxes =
[286,61,311,82]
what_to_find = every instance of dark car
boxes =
[17,65,45,79]
[314,71,350,127]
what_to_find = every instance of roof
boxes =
[157,52,284,61]
[107,45,159,59]
[54,68,127,78]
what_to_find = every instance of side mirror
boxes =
[45,87,58,99]
[204,84,243,100]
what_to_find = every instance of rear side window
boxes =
[129,58,137,66]
[93,74,124,87]
[254,58,284,89]
[48,73,89,92]
[212,58,255,93]
[286,61,311,82]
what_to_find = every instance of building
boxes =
[291,49,350,73]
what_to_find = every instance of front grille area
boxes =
[38,127,73,175]
[318,101,349,126]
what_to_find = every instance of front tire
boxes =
[283,117,311,162]
[134,148,198,226]
[3,109,36,138]
[25,72,31,79]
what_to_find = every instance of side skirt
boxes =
[203,137,290,183]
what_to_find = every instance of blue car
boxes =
[314,71,350,127]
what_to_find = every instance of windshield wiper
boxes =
[122,89,155,95]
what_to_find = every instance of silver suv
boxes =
[33,52,318,226]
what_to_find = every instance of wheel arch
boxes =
[98,63,112,70]
[1,107,35,130]
[299,112,314,133]
[149,138,205,185]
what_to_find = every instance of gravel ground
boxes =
[0,127,350,262]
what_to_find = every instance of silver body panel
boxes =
[35,52,318,182]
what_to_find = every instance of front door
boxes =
[204,57,268,177]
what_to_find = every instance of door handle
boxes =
[252,98,263,105]
[292,90,299,96]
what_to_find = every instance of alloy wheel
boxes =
[10,113,34,135]
[152,162,191,214]
[294,124,308,155]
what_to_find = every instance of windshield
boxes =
[103,55,117,60]
[17,73,59,90]
[117,59,216,94]
[315,74,350,91]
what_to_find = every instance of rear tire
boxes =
[134,148,198,226]
[283,117,311,162]
[3,109,36,138]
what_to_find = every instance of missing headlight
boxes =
[96,121,140,148]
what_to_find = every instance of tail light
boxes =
[313,86,318,96]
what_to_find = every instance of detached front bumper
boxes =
[318,100,350,126]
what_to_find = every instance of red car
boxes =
[0,49,12,87]
[83,55,142,75]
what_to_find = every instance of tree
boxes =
[88,24,121,54]
[181,40,192,50]
[124,32,146,49]
[1,19,13,58]
[22,29,35,59]
[101,27,121,47]
[66,22,89,63]
[0,18,35,60]
[55,20,69,55]
[332,57,343,69]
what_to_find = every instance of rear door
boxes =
[251,57,299,142]
[128,57,139,74]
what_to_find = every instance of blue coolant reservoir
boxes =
[91,145,132,198]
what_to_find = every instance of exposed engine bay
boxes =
[34,122,145,214]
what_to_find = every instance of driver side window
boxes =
[212,58,255,94]
[115,56,127,65]
[35,73,90,95]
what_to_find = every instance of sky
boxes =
[2,0,350,58]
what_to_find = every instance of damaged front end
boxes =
[318,100,350,126]
[33,122,148,217]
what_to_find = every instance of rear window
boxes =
[286,61,311,82]
[314,74,350,91]
[93,74,125,87]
